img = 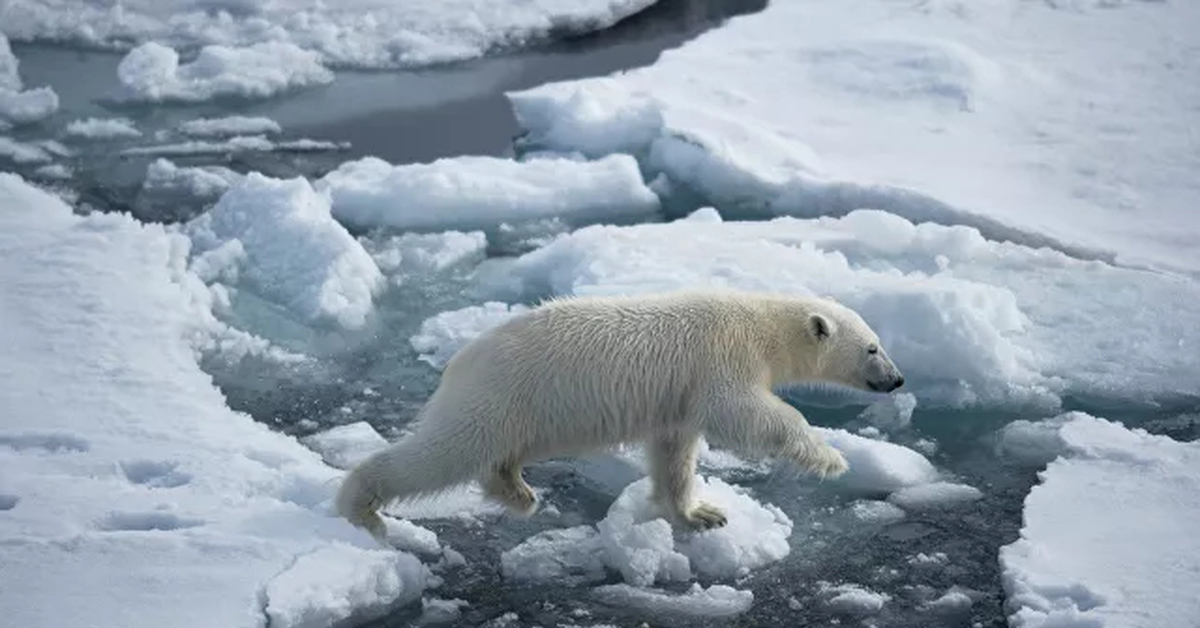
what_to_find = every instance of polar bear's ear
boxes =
[824,294,838,303]
[809,313,835,341]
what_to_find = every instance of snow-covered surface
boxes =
[0,173,427,628]
[1000,414,1200,628]
[0,135,51,163]
[818,582,890,616]
[179,115,282,138]
[816,427,938,493]
[859,392,917,432]
[365,230,487,279]
[508,0,1200,277]
[141,158,243,201]
[317,154,660,232]
[1,0,658,69]
[410,302,531,370]
[480,208,1200,407]
[887,481,982,510]
[184,172,384,329]
[502,475,792,586]
[122,135,348,157]
[593,583,753,621]
[261,543,429,628]
[116,41,333,103]
[300,422,388,470]
[0,33,57,125]
[63,117,141,139]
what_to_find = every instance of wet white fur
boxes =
[336,289,902,540]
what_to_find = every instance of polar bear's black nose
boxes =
[894,376,905,389]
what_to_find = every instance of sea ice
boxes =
[261,543,430,628]
[887,481,983,510]
[815,428,939,493]
[507,0,1200,275]
[364,230,487,279]
[817,582,890,616]
[178,115,283,138]
[501,475,792,587]
[317,154,660,233]
[995,414,1075,467]
[479,208,1200,406]
[300,421,388,469]
[0,33,57,126]
[116,41,333,103]
[0,135,51,163]
[63,117,141,139]
[185,172,384,329]
[0,0,659,69]
[592,583,754,622]
[140,158,243,204]
[1001,413,1200,628]
[121,135,348,157]
[0,173,425,628]
[410,302,531,370]
[859,392,917,432]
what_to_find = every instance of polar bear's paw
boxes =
[685,501,728,530]
[805,444,850,480]
[484,466,539,517]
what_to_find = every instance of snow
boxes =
[365,230,487,279]
[500,525,608,585]
[33,163,71,180]
[184,172,384,329]
[502,475,792,587]
[508,0,1200,276]
[261,543,430,628]
[480,208,1200,407]
[1000,413,1200,628]
[995,414,1074,467]
[593,583,753,621]
[316,154,660,233]
[818,582,890,616]
[887,481,983,510]
[0,173,427,628]
[0,33,57,125]
[0,0,659,69]
[859,392,917,432]
[410,302,532,370]
[850,499,906,524]
[141,157,243,201]
[925,587,975,614]
[418,598,470,625]
[813,428,938,493]
[122,135,348,157]
[178,115,282,138]
[0,135,51,163]
[63,117,141,139]
[300,421,388,469]
[116,41,333,103]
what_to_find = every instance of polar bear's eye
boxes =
[867,345,879,355]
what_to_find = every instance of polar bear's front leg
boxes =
[700,390,848,479]
[647,432,727,530]
[482,460,538,516]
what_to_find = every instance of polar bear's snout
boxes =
[865,346,905,393]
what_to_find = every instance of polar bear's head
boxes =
[806,299,904,394]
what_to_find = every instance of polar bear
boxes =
[337,289,904,540]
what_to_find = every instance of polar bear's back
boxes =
[428,291,771,456]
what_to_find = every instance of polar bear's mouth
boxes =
[867,377,904,393]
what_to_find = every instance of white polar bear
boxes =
[337,289,904,540]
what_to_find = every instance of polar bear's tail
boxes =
[335,431,480,542]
